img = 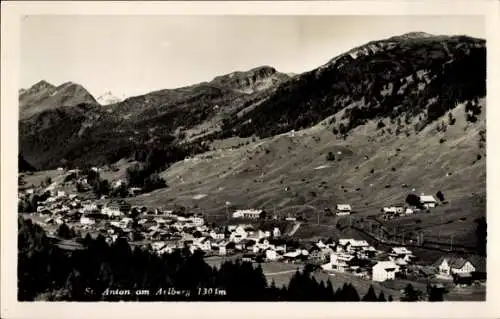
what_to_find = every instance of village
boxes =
[17,167,486,300]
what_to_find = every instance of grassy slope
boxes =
[126,99,485,246]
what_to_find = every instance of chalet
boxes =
[382,206,404,215]
[338,239,369,253]
[372,261,400,282]
[265,249,279,261]
[232,209,263,219]
[80,216,96,225]
[112,180,124,189]
[317,247,335,263]
[209,229,225,240]
[196,237,212,251]
[255,238,272,251]
[336,204,352,216]
[230,226,248,243]
[218,245,227,256]
[316,240,327,249]
[436,256,477,277]
[390,247,414,261]
[282,250,304,263]
[192,215,205,226]
[274,244,287,253]
[419,195,437,208]
[307,245,323,262]
[242,253,256,262]
[110,221,121,228]
[151,241,165,252]
[405,208,414,215]
[102,204,123,217]
[328,252,355,272]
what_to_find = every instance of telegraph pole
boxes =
[450,235,454,251]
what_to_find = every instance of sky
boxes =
[21,15,485,98]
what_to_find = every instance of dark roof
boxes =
[468,255,487,273]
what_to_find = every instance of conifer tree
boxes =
[362,285,378,301]
[377,291,387,302]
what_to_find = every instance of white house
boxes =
[316,240,327,249]
[405,208,414,215]
[120,217,133,228]
[210,230,225,240]
[232,209,263,219]
[265,249,279,261]
[80,216,95,225]
[338,239,369,253]
[383,206,404,214]
[110,221,121,228]
[336,204,352,216]
[420,195,437,208]
[437,257,476,277]
[329,252,355,272]
[151,242,165,252]
[230,226,248,243]
[112,180,124,189]
[102,205,123,217]
[192,216,205,226]
[218,245,227,256]
[275,244,287,253]
[196,238,212,251]
[391,247,414,261]
[82,203,99,213]
[372,261,400,282]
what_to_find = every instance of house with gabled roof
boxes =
[372,260,400,282]
[336,204,352,216]
[419,195,437,208]
[436,256,481,278]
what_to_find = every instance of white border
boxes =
[2,1,500,319]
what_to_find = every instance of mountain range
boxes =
[19,32,485,170]
[18,32,486,244]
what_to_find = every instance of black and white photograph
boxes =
[2,1,500,318]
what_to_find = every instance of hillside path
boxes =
[287,222,302,236]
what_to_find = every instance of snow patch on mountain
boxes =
[96,91,124,106]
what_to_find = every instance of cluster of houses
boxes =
[20,180,485,288]
[316,238,416,282]
[380,194,438,220]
